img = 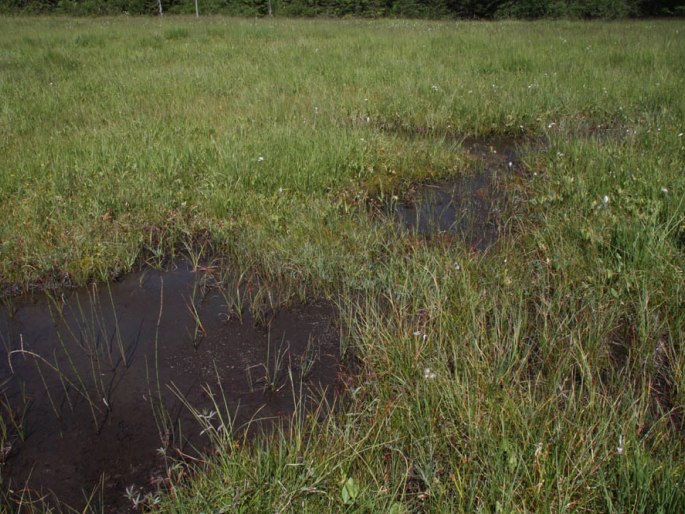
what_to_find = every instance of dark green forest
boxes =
[1,0,683,19]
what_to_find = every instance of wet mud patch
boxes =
[389,136,528,251]
[0,265,340,511]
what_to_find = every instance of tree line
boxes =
[1,0,683,18]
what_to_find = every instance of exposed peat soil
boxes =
[0,265,340,512]
[392,136,527,250]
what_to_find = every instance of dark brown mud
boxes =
[0,265,340,512]
[392,136,526,250]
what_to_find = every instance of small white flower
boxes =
[199,409,217,422]
[431,84,439,92]
[257,155,264,162]
[278,187,284,194]
[125,485,141,507]
[125,485,136,499]
[423,368,436,380]
[365,116,370,123]
[547,122,556,129]
[535,442,543,459]
[616,435,624,455]
[314,106,319,113]
[508,161,513,168]
[661,187,668,193]
[602,195,609,205]
[454,263,461,271]
[678,133,683,137]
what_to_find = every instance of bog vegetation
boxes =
[0,15,684,512]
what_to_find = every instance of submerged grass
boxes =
[1,15,684,512]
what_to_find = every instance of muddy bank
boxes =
[0,265,340,511]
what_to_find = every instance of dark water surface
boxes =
[393,136,524,250]
[0,265,340,511]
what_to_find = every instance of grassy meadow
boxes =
[1,16,685,512]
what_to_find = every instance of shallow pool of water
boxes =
[0,265,340,511]
[392,136,521,250]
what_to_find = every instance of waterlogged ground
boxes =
[0,265,340,511]
[0,134,527,510]
[391,136,526,250]
[0,127,535,510]
[0,16,684,514]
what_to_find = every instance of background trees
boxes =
[0,0,683,19]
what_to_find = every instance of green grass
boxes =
[1,15,685,512]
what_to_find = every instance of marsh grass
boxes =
[1,15,684,513]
